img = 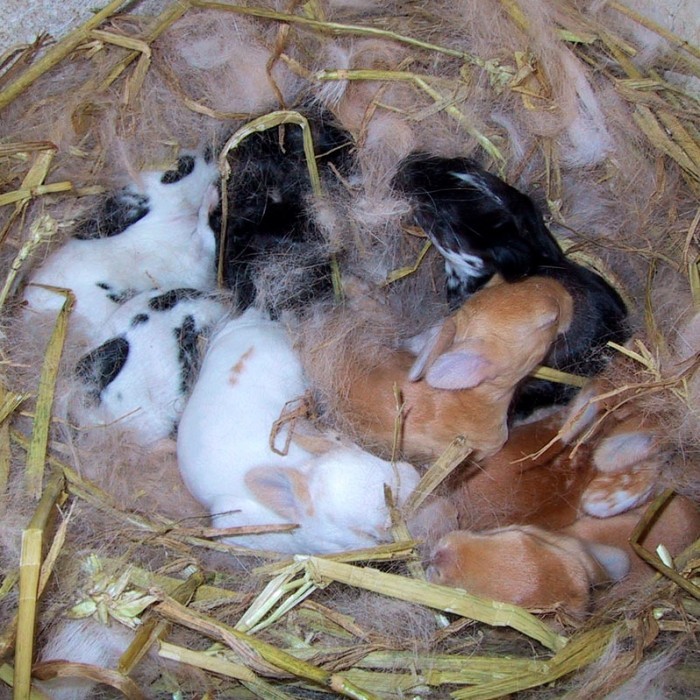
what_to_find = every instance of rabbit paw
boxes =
[581,466,658,518]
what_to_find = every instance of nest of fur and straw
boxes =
[0,1,699,698]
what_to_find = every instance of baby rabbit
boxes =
[428,525,629,617]
[23,151,219,341]
[394,153,630,418]
[69,287,228,445]
[425,391,700,616]
[177,308,420,554]
[427,497,699,618]
[213,108,355,311]
[448,393,664,533]
[310,276,573,463]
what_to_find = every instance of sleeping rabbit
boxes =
[214,108,355,312]
[425,386,700,616]
[394,153,630,419]
[23,151,219,342]
[304,276,574,463]
[177,307,420,554]
[68,287,228,445]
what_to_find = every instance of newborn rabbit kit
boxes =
[22,151,220,342]
[177,307,421,554]
[2,1,700,698]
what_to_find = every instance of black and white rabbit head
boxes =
[68,287,228,446]
[73,150,219,241]
[394,153,564,305]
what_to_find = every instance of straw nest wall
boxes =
[0,1,698,698]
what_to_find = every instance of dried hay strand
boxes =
[0,0,699,698]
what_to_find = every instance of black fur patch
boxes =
[174,315,199,394]
[74,191,149,240]
[75,336,130,400]
[395,154,564,307]
[161,155,196,184]
[131,313,149,327]
[215,108,355,308]
[107,289,137,304]
[148,288,202,312]
[95,282,136,305]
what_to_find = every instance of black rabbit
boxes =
[212,109,355,311]
[395,153,630,419]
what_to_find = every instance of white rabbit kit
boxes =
[177,308,420,554]
[22,151,219,340]
[69,287,228,445]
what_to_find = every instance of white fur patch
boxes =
[582,470,657,518]
[441,250,486,280]
[593,432,655,473]
[449,170,505,207]
[587,542,630,581]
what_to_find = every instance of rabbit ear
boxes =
[593,428,656,474]
[408,318,457,381]
[558,382,602,444]
[586,542,630,582]
[245,466,312,522]
[424,348,495,389]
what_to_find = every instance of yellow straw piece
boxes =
[24,287,74,498]
[303,557,567,652]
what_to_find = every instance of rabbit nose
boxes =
[425,564,441,582]
[426,545,452,579]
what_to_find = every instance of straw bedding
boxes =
[0,1,698,698]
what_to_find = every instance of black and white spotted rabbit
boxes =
[69,287,228,446]
[23,150,219,341]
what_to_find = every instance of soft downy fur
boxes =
[1,0,699,697]
[422,378,700,616]
[300,276,575,461]
[177,307,422,554]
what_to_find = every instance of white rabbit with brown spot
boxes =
[177,307,420,554]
